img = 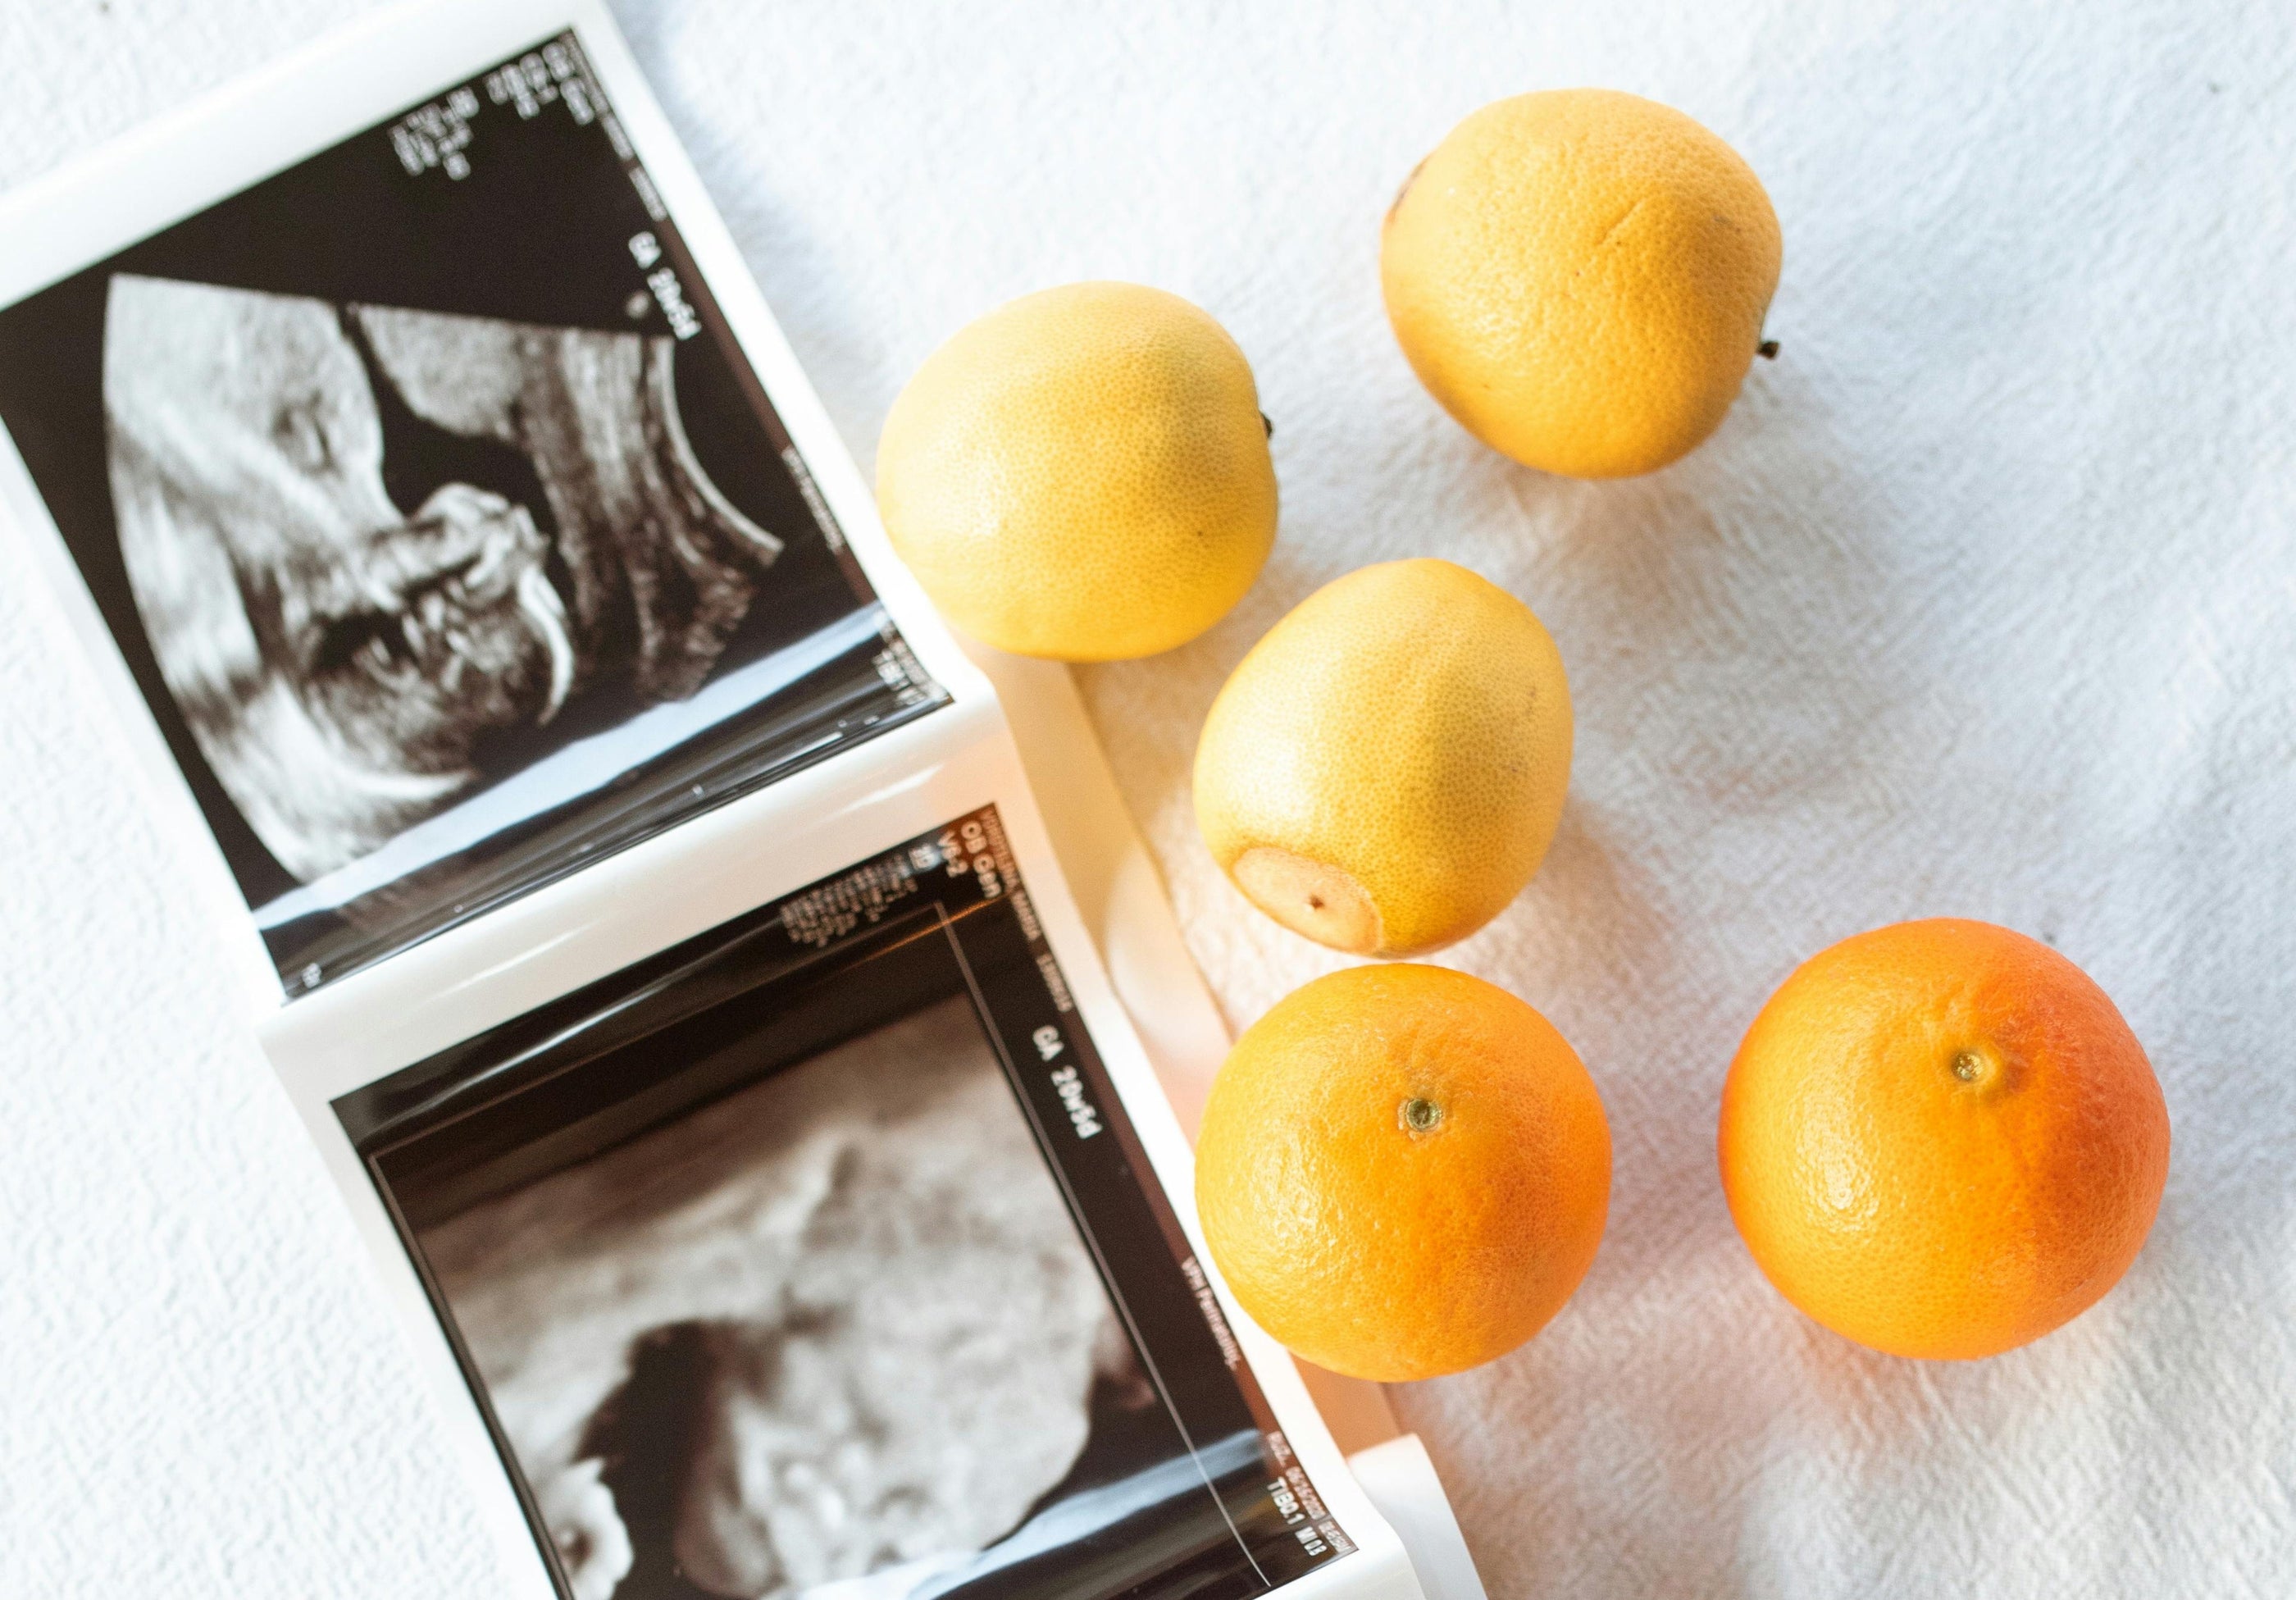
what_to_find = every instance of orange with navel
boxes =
[1719,919,2170,1360]
[1195,964,1610,1382]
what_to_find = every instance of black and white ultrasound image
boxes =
[339,814,1355,1600]
[0,35,945,991]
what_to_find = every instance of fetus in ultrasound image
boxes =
[417,999,1153,1600]
[102,272,787,884]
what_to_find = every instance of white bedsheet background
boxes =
[2,1,2290,1594]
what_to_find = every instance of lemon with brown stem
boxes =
[876,281,1276,660]
[1383,89,1782,478]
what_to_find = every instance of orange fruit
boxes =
[1194,964,1610,1382]
[1719,919,2170,1360]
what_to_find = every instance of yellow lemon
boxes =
[1382,89,1782,478]
[875,281,1277,660]
[1193,558,1571,957]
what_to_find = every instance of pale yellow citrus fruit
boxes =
[874,281,1277,660]
[1192,558,1571,957]
[1382,89,1782,478]
[1195,964,1611,1382]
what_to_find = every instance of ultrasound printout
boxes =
[338,809,1355,1600]
[0,34,946,994]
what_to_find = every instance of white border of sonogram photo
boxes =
[0,0,992,1019]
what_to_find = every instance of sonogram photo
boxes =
[339,814,1355,1600]
[417,998,1150,1600]
[0,32,945,990]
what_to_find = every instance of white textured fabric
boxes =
[2,2,2292,1595]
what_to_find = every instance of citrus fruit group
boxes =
[1195,964,1610,1382]
[875,280,1276,660]
[1719,919,2170,1360]
[1192,558,1572,957]
[1382,88,1781,478]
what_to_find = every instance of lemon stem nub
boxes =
[1952,1051,1984,1083]
[1401,1096,1445,1133]
[1230,847,1384,955]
